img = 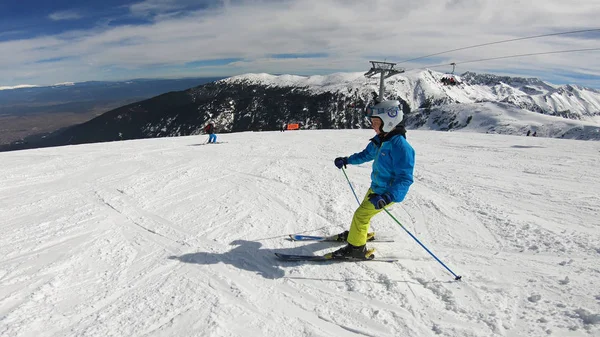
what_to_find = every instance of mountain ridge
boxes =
[2,70,600,152]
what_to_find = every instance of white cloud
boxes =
[128,0,218,17]
[2,0,600,87]
[129,0,182,16]
[48,10,83,21]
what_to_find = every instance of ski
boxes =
[288,232,394,242]
[274,252,399,263]
[193,141,228,146]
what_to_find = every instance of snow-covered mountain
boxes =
[405,102,600,140]
[3,70,600,152]
[224,70,600,122]
[2,130,600,337]
[220,70,600,140]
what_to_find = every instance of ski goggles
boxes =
[365,106,400,118]
[365,106,382,117]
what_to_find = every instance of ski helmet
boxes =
[366,100,403,133]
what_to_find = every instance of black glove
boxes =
[369,193,392,209]
[334,157,348,169]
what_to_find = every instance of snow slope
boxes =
[1,130,600,337]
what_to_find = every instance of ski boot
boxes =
[327,243,376,260]
[335,230,349,242]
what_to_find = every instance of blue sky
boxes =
[1,0,599,88]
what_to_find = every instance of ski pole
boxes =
[342,167,383,232]
[381,208,462,280]
[341,168,462,281]
[341,167,361,205]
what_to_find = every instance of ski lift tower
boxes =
[364,61,405,101]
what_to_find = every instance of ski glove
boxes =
[334,157,348,169]
[369,193,392,209]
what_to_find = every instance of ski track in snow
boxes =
[1,130,599,337]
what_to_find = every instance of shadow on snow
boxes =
[168,239,451,285]
[168,239,339,280]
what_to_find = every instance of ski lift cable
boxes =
[396,28,600,64]
[454,47,600,66]
[405,47,600,72]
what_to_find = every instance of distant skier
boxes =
[527,130,531,136]
[533,131,537,137]
[204,122,217,143]
[332,100,415,259]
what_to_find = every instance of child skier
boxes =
[331,100,415,259]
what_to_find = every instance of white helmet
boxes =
[366,100,403,132]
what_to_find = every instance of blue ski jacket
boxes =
[347,131,415,202]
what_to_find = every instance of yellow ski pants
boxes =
[347,189,394,246]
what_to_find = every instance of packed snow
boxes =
[1,129,599,337]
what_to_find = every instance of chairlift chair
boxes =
[441,63,461,86]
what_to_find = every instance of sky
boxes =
[1,129,599,336]
[0,0,599,88]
